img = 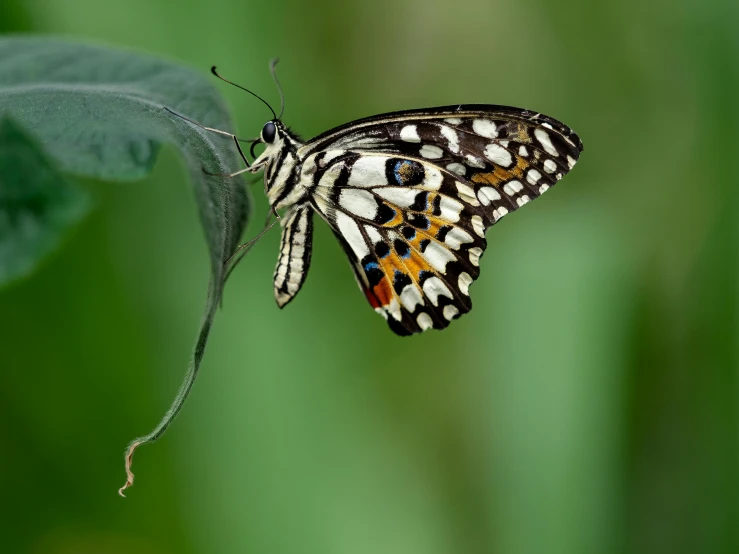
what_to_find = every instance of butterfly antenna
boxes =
[211,66,277,120]
[269,58,285,120]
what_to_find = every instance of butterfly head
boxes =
[249,120,305,208]
[250,119,293,171]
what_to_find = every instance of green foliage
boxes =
[0,37,249,275]
[0,36,251,494]
[0,117,91,285]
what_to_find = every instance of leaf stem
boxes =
[118,280,220,497]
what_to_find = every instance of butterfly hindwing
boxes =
[305,151,488,334]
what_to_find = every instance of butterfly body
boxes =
[244,104,583,336]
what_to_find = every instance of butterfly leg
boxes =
[223,212,280,276]
[163,107,254,172]
[202,167,252,178]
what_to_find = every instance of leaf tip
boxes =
[118,440,143,498]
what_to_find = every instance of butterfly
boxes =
[169,62,583,336]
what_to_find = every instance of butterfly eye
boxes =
[262,121,277,143]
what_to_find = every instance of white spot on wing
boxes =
[516,195,531,207]
[567,155,577,169]
[445,227,474,249]
[420,144,444,159]
[534,128,559,157]
[539,184,550,194]
[455,181,479,206]
[444,117,462,125]
[417,312,433,330]
[439,125,460,153]
[526,169,542,185]
[446,163,466,176]
[544,159,557,173]
[423,241,456,273]
[493,207,508,221]
[468,247,483,267]
[347,156,388,187]
[465,155,486,168]
[422,166,443,191]
[439,196,464,223]
[443,304,459,321]
[364,225,383,244]
[387,297,402,321]
[400,284,424,312]
[374,187,419,208]
[471,215,484,237]
[484,143,513,167]
[422,276,453,306]
[339,188,378,219]
[375,307,389,320]
[473,119,498,138]
[400,125,421,143]
[336,211,369,259]
[478,186,500,206]
[458,272,473,296]
[503,180,523,196]
[519,146,529,157]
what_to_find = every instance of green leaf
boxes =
[0,117,91,285]
[0,37,250,495]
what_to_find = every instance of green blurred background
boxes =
[2,0,738,553]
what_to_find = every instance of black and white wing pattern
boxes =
[298,105,583,335]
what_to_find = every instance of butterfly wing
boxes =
[299,106,583,335]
